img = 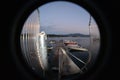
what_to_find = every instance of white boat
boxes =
[64,40,88,52]
[49,40,56,44]
[47,44,53,50]
[68,46,88,52]
[47,46,53,50]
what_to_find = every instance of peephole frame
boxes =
[10,0,111,80]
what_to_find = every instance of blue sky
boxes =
[39,1,97,35]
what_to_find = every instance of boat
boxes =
[47,44,53,50]
[68,46,88,52]
[47,46,53,50]
[64,40,88,52]
[49,40,56,44]
[64,40,78,46]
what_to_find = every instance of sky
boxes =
[39,1,98,35]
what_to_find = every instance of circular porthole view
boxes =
[20,1,100,80]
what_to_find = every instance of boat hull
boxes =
[68,47,88,52]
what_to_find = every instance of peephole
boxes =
[12,0,110,80]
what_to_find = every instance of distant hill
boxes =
[68,33,90,37]
[47,33,90,37]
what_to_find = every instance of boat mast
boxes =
[37,8,40,32]
[88,14,92,64]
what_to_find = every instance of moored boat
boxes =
[64,40,88,52]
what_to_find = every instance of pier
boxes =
[47,40,89,79]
